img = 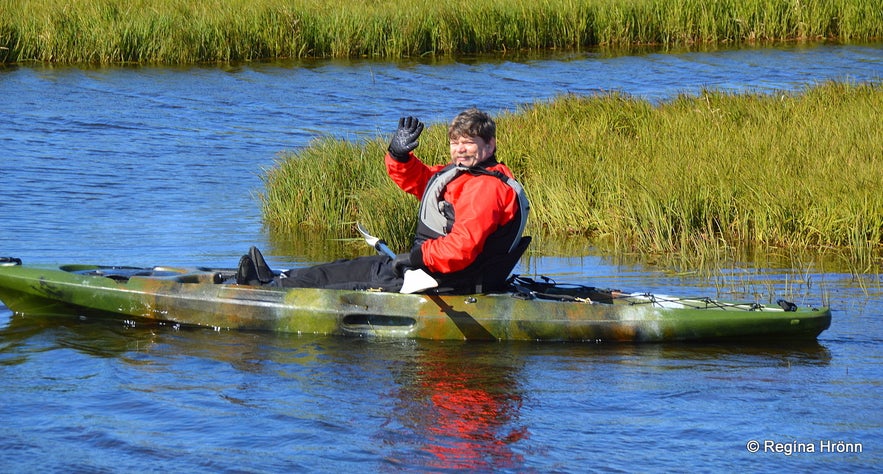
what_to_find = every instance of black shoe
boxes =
[236,254,259,285]
[236,247,276,286]
[249,246,275,283]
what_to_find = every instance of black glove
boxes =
[392,253,413,277]
[388,116,424,162]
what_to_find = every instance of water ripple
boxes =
[0,49,880,473]
[3,43,880,266]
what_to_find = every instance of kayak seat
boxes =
[432,237,531,294]
[473,236,531,294]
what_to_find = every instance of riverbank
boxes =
[261,81,882,269]
[2,0,881,64]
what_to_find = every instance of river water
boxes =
[1,42,881,472]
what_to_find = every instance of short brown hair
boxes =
[448,108,496,142]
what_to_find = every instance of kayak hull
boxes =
[0,263,831,343]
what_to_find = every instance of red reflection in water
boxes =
[394,349,528,471]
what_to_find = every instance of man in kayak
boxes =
[237,108,530,294]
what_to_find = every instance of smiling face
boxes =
[447,108,497,167]
[449,134,496,167]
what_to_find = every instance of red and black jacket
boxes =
[386,152,529,292]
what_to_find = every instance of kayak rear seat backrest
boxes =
[474,235,531,293]
[436,236,531,294]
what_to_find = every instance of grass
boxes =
[1,0,881,64]
[261,81,883,270]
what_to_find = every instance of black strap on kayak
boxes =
[507,275,619,303]
[0,257,22,266]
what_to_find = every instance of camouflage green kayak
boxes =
[0,259,831,342]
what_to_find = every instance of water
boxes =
[1,42,881,472]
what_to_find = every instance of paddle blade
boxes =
[357,222,438,293]
[355,222,380,248]
[401,268,439,294]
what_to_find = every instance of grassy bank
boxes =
[2,0,882,64]
[261,81,882,268]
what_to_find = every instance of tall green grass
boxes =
[262,82,883,268]
[2,0,881,63]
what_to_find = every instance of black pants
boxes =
[279,254,404,292]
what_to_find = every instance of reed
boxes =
[2,0,881,63]
[261,81,883,268]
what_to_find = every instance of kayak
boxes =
[0,258,831,343]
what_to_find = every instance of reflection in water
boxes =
[0,309,870,472]
[0,312,150,363]
[388,344,528,471]
[1,314,533,471]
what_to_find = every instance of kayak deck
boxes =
[0,262,832,343]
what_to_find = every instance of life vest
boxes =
[413,162,530,294]
[415,163,529,248]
